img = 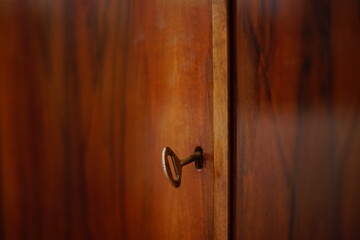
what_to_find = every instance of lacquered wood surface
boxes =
[120,0,215,238]
[232,0,360,239]
[0,1,130,239]
[0,0,219,239]
[212,0,230,238]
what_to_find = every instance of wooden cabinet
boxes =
[0,0,228,239]
[115,0,229,238]
[0,0,359,239]
[232,0,360,239]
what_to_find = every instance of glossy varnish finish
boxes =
[0,0,130,238]
[212,0,230,238]
[120,0,215,238]
[232,0,360,239]
[0,0,229,239]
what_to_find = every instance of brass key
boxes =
[162,146,203,188]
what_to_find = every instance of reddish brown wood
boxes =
[119,0,215,238]
[232,0,360,239]
[213,0,230,238]
[0,1,130,238]
[0,0,219,239]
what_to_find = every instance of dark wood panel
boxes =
[0,0,216,239]
[232,0,360,239]
[0,0,130,239]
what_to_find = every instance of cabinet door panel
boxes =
[120,1,214,238]
[232,0,360,239]
[0,0,229,239]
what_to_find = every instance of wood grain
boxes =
[232,0,360,239]
[0,0,130,239]
[119,0,215,239]
[0,0,222,239]
[212,0,230,239]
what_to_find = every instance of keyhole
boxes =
[194,146,203,169]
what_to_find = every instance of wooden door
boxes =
[117,0,229,239]
[0,0,229,239]
[232,0,360,239]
